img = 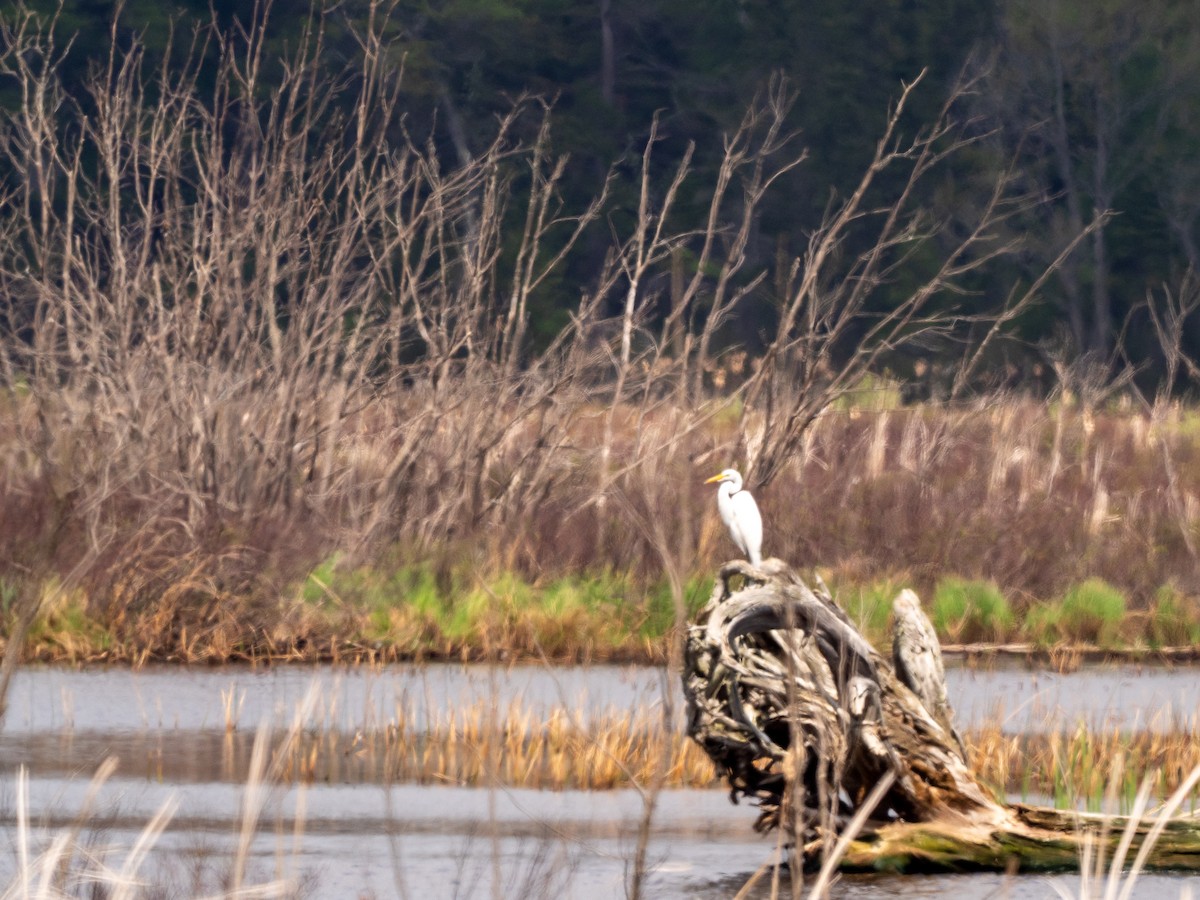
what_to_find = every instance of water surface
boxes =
[3,660,1200,897]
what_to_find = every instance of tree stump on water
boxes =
[682,560,1200,873]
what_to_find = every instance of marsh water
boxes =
[3,660,1200,897]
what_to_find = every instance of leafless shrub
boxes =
[0,4,1104,664]
[736,67,1056,487]
[0,5,613,580]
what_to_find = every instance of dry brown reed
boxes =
[252,698,719,791]
[969,717,1200,809]
[0,6,1190,667]
[265,711,1200,810]
[13,396,1200,663]
[151,685,1200,810]
[788,398,1200,605]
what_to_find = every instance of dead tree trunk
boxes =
[683,560,1200,873]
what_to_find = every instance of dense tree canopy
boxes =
[10,0,1200,390]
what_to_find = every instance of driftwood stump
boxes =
[683,560,1200,873]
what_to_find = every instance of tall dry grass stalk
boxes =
[0,3,795,653]
[2,686,324,898]
[970,719,1200,812]
[0,3,1159,666]
[1050,763,1200,900]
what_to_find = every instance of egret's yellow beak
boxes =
[704,473,725,484]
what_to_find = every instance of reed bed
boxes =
[7,394,1200,666]
[263,710,1200,811]
[267,701,719,790]
[199,690,1200,808]
[4,6,1200,667]
[970,721,1200,812]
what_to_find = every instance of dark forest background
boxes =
[10,0,1200,391]
[7,1,1200,661]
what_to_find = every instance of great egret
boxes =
[891,589,965,756]
[704,468,763,567]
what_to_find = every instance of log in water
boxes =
[682,559,1200,873]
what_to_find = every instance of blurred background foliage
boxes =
[10,0,1200,388]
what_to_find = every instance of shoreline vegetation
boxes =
[9,395,1200,666]
[4,10,1200,672]
[10,395,1200,666]
[10,688,1200,814]
[11,566,1200,667]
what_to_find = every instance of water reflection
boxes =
[4,660,1200,897]
[5,659,1200,735]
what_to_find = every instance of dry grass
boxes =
[970,719,1200,811]
[1,8,1200,667]
[263,709,1200,815]
[111,685,1200,809]
[791,400,1200,605]
[9,397,1200,664]
[269,701,719,791]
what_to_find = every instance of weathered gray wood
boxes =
[892,588,965,756]
[682,560,1200,873]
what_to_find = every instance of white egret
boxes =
[704,468,763,567]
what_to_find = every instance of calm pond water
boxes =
[2,660,1200,898]
[6,657,1200,733]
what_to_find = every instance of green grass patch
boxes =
[839,576,907,645]
[1147,585,1200,647]
[931,577,1015,643]
[293,557,697,659]
[0,578,19,618]
[24,580,114,657]
[641,574,714,639]
[1024,602,1063,648]
[1056,578,1127,647]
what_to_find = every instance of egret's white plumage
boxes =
[704,468,763,566]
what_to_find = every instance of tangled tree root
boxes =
[682,559,1200,873]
